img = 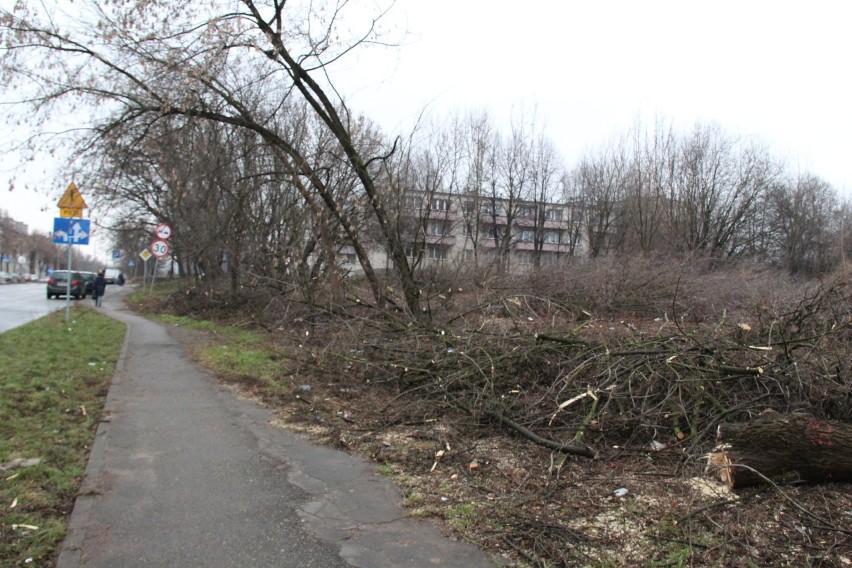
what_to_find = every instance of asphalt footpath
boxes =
[57,286,497,567]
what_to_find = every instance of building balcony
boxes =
[513,217,572,230]
[424,234,456,245]
[513,241,569,252]
[402,208,460,222]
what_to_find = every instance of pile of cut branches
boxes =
[296,272,852,459]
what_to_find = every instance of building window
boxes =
[405,243,423,258]
[544,231,560,244]
[429,221,446,236]
[481,203,504,217]
[463,201,476,214]
[545,209,562,221]
[519,229,535,242]
[431,198,449,212]
[463,249,475,261]
[428,245,447,261]
[485,224,505,241]
[519,206,535,218]
[462,223,472,237]
[517,251,534,264]
[538,252,558,265]
[405,196,421,209]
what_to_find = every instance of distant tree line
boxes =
[0,213,102,276]
[572,118,850,275]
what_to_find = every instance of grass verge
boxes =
[0,306,126,567]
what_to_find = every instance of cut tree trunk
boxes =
[707,411,852,489]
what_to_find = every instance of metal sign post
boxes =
[139,248,153,294]
[53,208,90,322]
[148,227,171,297]
[149,260,158,297]
[149,239,169,296]
[65,245,72,322]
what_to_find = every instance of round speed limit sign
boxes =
[151,239,170,258]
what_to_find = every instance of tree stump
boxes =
[707,411,852,489]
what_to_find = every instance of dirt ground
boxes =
[165,314,852,568]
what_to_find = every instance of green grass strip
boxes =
[0,307,125,566]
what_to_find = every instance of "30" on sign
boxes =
[151,239,170,258]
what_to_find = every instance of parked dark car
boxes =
[79,271,96,297]
[46,270,85,299]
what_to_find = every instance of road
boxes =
[0,282,75,333]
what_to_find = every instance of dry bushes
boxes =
[311,260,852,454]
[169,256,852,457]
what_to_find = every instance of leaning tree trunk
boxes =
[707,411,852,489]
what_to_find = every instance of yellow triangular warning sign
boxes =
[57,182,87,209]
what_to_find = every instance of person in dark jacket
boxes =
[93,269,108,307]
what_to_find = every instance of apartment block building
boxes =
[344,192,587,273]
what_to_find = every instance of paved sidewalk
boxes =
[58,287,496,567]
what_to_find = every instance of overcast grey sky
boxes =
[3,0,850,246]
[342,0,851,184]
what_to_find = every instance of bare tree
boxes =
[769,172,839,275]
[569,136,631,257]
[481,112,541,274]
[380,114,466,278]
[524,131,563,268]
[664,123,775,258]
[0,0,431,315]
[624,116,672,254]
[572,118,781,264]
[457,110,498,270]
[90,100,375,304]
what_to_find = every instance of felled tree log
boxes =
[708,411,852,489]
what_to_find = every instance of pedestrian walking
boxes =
[93,269,107,307]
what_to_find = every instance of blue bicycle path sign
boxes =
[53,217,91,245]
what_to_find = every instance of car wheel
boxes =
[47,292,52,299]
